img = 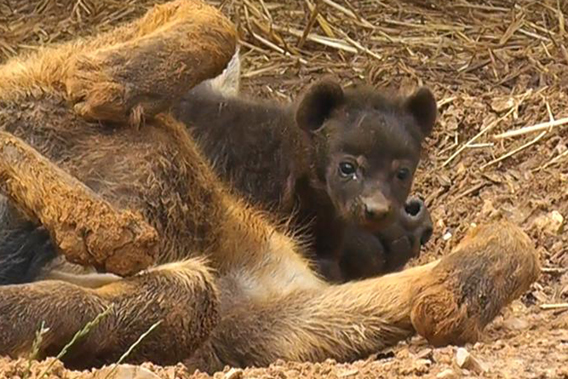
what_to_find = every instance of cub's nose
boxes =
[363,199,392,221]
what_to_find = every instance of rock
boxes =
[416,358,432,367]
[338,369,359,377]
[548,211,564,230]
[416,348,433,359]
[94,365,161,379]
[491,97,515,113]
[455,347,469,367]
[411,358,432,375]
[224,368,244,379]
[455,348,488,374]
[503,317,529,331]
[533,211,564,235]
[436,368,458,379]
[437,174,452,187]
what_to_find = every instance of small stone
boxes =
[491,97,515,113]
[95,365,160,379]
[433,350,453,365]
[416,358,432,366]
[416,347,433,359]
[455,347,488,374]
[493,339,506,349]
[551,211,565,232]
[533,211,564,235]
[437,174,452,187]
[455,347,469,367]
[412,358,432,374]
[436,368,458,379]
[509,299,528,313]
[503,317,529,331]
[224,368,244,379]
[339,369,359,377]
[442,231,452,241]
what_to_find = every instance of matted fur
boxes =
[0,0,540,374]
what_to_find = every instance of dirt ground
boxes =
[0,0,567,377]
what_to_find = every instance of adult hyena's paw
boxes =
[66,55,129,123]
[65,53,162,126]
[410,221,540,346]
[70,210,158,277]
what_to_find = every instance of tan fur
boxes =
[0,132,159,276]
[43,271,122,289]
[0,0,540,373]
[411,222,541,346]
[0,0,237,126]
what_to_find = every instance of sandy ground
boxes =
[0,0,567,377]
[1,307,566,378]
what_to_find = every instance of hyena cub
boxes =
[174,76,436,282]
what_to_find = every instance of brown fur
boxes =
[0,0,540,374]
[411,223,541,346]
[0,0,237,126]
[174,79,437,282]
[0,133,158,276]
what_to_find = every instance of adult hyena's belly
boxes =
[1,96,159,207]
[0,96,221,264]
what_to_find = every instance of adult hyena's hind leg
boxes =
[65,0,238,126]
[0,259,218,368]
[187,221,540,373]
[0,131,158,276]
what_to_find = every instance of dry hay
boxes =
[0,0,567,378]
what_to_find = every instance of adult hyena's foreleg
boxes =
[0,131,158,276]
[65,0,238,125]
[187,221,540,373]
[0,259,218,367]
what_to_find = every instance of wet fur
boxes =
[0,0,540,374]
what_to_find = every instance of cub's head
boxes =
[295,78,437,232]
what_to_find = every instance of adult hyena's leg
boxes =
[0,259,218,368]
[0,132,158,276]
[187,221,540,373]
[65,0,238,126]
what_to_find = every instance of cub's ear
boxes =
[295,79,345,133]
[404,87,438,138]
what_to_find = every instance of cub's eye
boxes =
[396,168,410,181]
[339,162,357,178]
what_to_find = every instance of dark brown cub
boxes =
[173,78,438,282]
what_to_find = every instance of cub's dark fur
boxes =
[173,79,437,281]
